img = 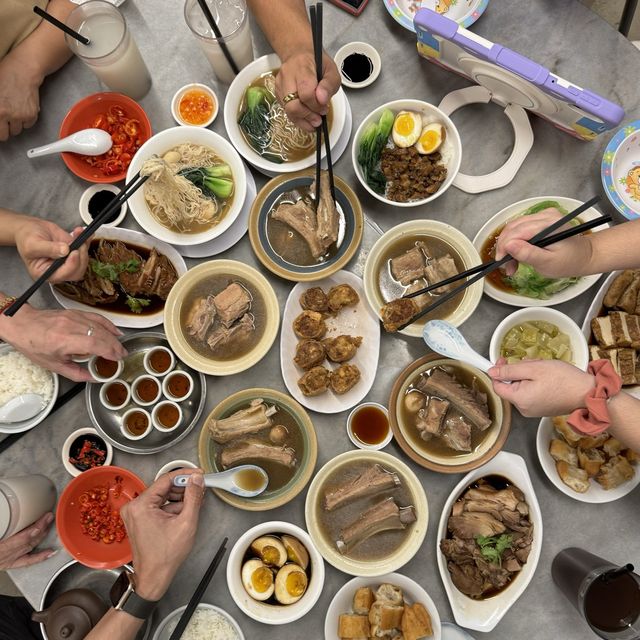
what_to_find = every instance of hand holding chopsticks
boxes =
[396,196,604,332]
[4,172,148,317]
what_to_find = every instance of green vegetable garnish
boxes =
[90,258,140,282]
[357,108,394,194]
[238,86,275,158]
[475,534,513,566]
[125,295,151,314]
[178,166,234,200]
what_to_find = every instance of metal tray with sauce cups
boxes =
[86,332,206,454]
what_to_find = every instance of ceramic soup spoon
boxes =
[172,464,268,498]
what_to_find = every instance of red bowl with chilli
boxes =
[56,465,145,569]
[59,92,152,183]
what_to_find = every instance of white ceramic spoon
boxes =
[0,393,46,423]
[27,129,113,159]
[172,464,268,498]
[423,319,496,375]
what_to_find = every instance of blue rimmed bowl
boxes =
[248,171,364,282]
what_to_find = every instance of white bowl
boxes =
[143,346,175,377]
[334,42,382,89]
[224,53,347,175]
[151,400,183,433]
[79,184,127,228]
[489,307,589,370]
[62,427,113,477]
[346,402,392,450]
[436,451,543,633]
[131,374,162,407]
[152,603,244,640]
[472,196,610,308]
[351,99,461,207]
[120,407,152,441]
[98,379,130,411]
[154,459,198,480]
[162,370,194,402]
[126,126,247,246]
[324,572,442,640]
[536,415,640,503]
[363,219,483,337]
[88,356,124,383]
[226,521,325,625]
[171,83,218,127]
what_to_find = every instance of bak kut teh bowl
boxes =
[389,354,511,474]
[304,449,429,577]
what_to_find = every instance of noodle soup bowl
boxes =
[126,126,247,246]
[224,53,347,176]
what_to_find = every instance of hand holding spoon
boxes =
[27,129,113,159]
[173,465,268,498]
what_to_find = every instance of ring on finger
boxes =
[282,91,299,105]
[86,325,94,337]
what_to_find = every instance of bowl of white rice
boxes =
[0,345,58,434]
[152,603,244,640]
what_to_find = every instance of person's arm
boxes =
[495,209,640,278]
[0,0,75,140]
[247,0,340,132]
[488,359,640,451]
[86,469,205,640]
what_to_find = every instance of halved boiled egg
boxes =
[250,536,287,568]
[241,559,274,601]
[274,563,308,605]
[415,123,445,154]
[392,111,423,148]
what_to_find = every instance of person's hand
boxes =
[0,54,42,141]
[275,50,341,132]
[488,358,595,417]
[0,306,126,381]
[495,208,592,278]
[0,512,55,570]
[120,469,205,601]
[14,218,89,283]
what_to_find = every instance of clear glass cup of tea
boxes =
[184,0,254,85]
[552,547,640,639]
[65,0,152,100]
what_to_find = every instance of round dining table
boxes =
[1,0,640,638]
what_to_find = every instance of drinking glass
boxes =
[184,0,254,85]
[65,0,152,100]
[552,547,640,639]
[0,475,56,540]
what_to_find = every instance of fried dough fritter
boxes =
[323,335,363,363]
[327,284,359,313]
[380,298,418,333]
[298,366,330,396]
[329,363,361,395]
[299,287,329,313]
[292,310,327,340]
[294,339,326,370]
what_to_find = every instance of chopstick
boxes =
[404,211,611,299]
[310,2,336,204]
[168,537,228,640]
[4,173,148,317]
[33,6,90,45]
[196,0,239,75]
[394,196,601,332]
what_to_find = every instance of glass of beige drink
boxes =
[0,475,56,540]
[65,0,151,101]
[184,0,254,85]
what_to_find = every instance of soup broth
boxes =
[315,460,415,562]
[238,70,333,163]
[378,235,466,325]
[401,365,496,458]
[214,401,303,493]
[180,275,266,361]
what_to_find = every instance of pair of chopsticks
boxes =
[196,0,239,75]
[309,2,336,208]
[4,172,149,318]
[168,537,228,640]
[34,5,90,45]
[395,196,605,332]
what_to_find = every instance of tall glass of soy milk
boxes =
[65,0,151,100]
[184,0,254,85]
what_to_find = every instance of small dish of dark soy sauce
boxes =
[334,41,381,89]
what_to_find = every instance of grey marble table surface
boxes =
[2,0,640,638]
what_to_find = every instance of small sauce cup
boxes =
[89,356,124,383]
[171,83,218,127]
[162,370,194,402]
[154,459,198,481]
[143,346,175,377]
[152,400,183,433]
[62,427,113,477]
[121,407,152,440]
[131,374,162,407]
[346,402,392,451]
[99,379,131,411]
